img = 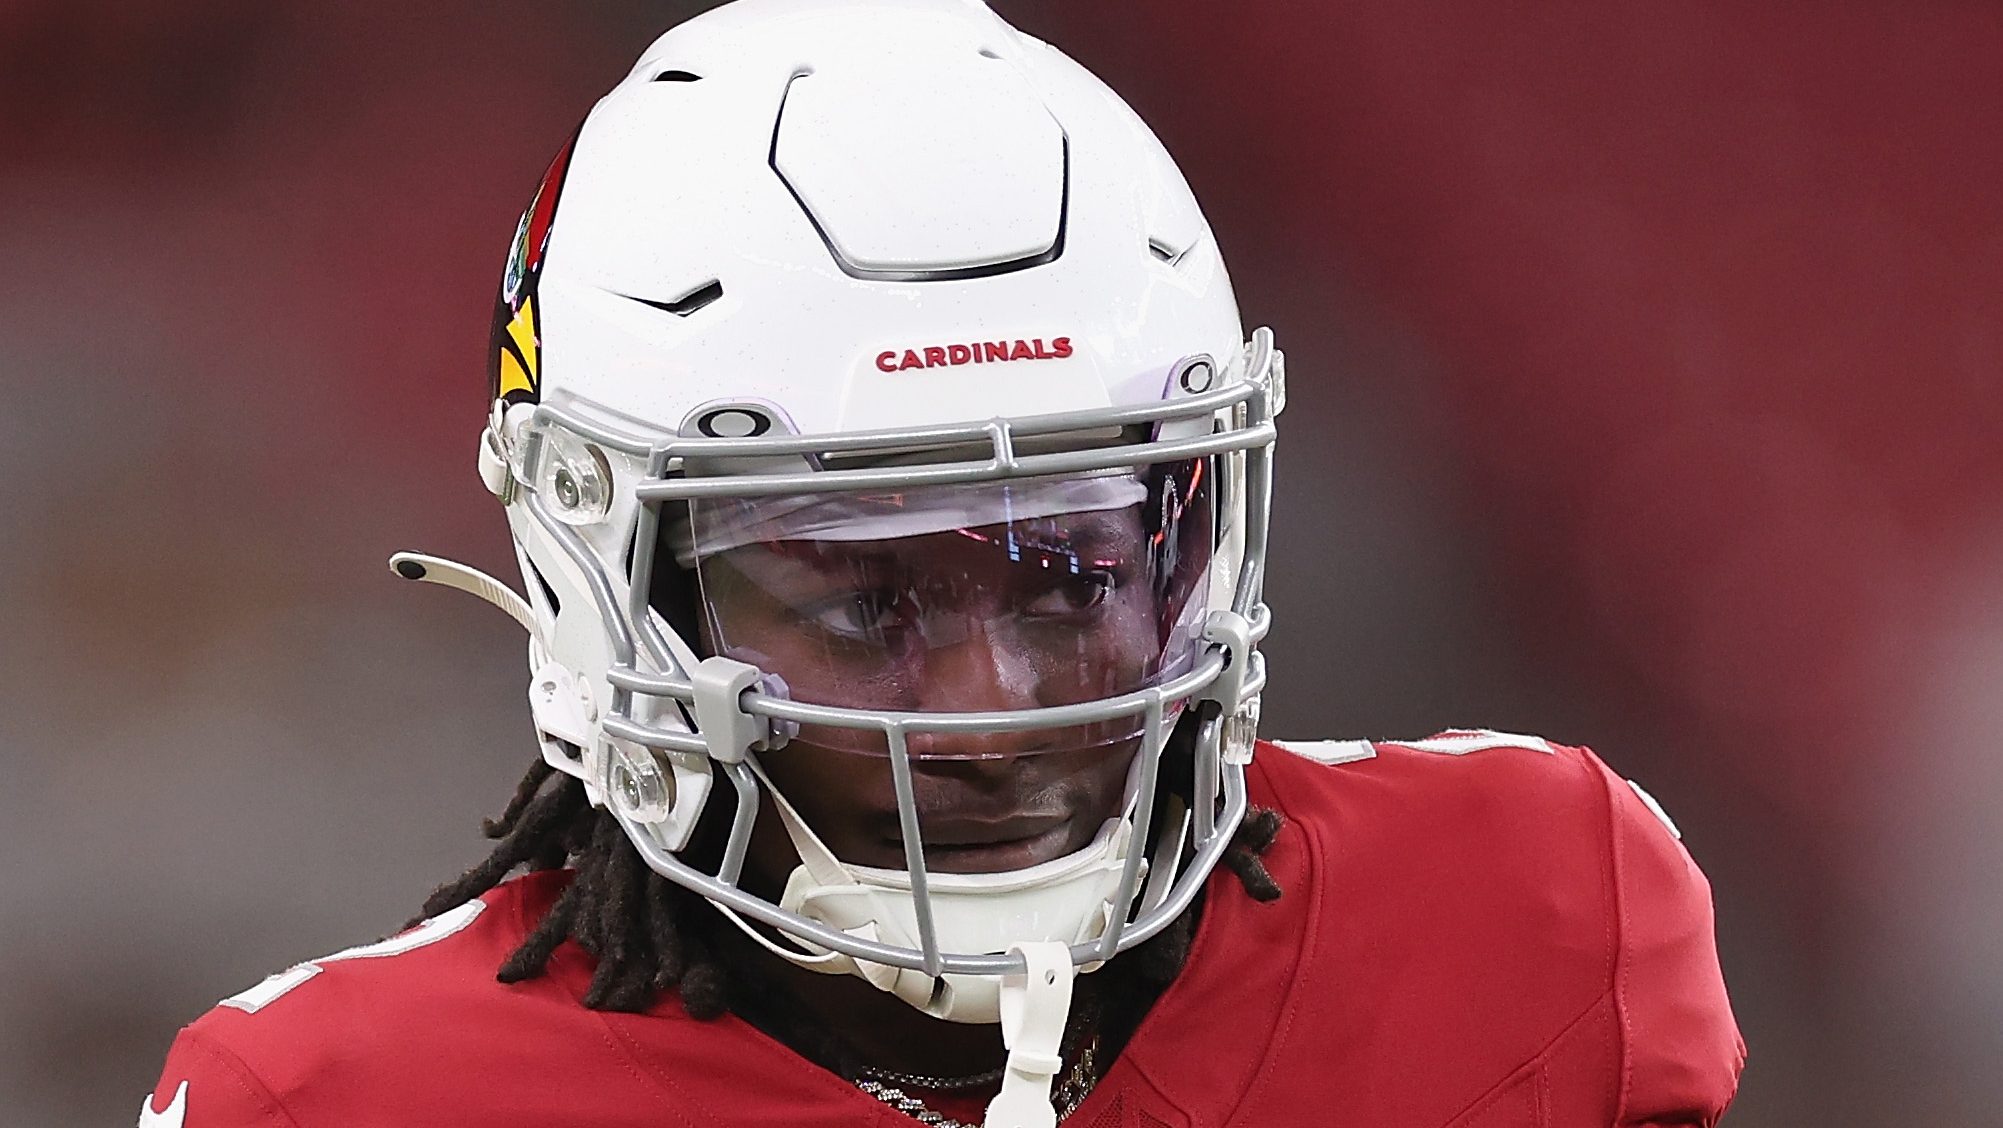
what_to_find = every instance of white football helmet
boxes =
[402,0,1281,1037]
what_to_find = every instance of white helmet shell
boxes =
[529,0,1240,433]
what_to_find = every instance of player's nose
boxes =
[904,619,1050,761]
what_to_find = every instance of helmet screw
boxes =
[608,745,671,820]
[614,762,641,807]
[552,466,581,508]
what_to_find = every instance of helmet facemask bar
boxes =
[509,336,1280,999]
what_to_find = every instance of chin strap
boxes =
[743,756,949,1002]
[710,753,1137,1024]
[985,941,1076,1128]
[704,754,853,970]
[715,749,1193,1029]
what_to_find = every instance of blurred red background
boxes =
[3,2,1998,1124]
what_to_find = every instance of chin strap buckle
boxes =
[984,941,1075,1128]
[386,552,536,635]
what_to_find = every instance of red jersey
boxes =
[142,733,1743,1127]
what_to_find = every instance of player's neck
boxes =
[720,919,1015,1080]
[704,902,1190,1090]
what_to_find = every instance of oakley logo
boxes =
[876,336,1073,373]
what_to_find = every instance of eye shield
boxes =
[685,465,1214,758]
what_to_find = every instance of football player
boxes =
[142,2,1745,1125]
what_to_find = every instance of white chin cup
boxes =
[776,818,1135,1024]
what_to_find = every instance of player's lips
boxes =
[879,814,1079,873]
[923,812,1071,847]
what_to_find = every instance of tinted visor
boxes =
[687,461,1214,758]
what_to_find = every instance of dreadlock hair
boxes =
[414,728,1286,1078]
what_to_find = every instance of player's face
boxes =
[696,491,1194,875]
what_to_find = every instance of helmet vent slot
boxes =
[527,561,562,616]
[652,69,702,82]
[626,280,724,318]
[1148,237,1188,266]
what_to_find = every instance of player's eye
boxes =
[1021,571,1112,618]
[807,589,916,639]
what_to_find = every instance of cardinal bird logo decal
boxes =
[491,135,576,406]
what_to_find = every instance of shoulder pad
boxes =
[1271,730,1692,850]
